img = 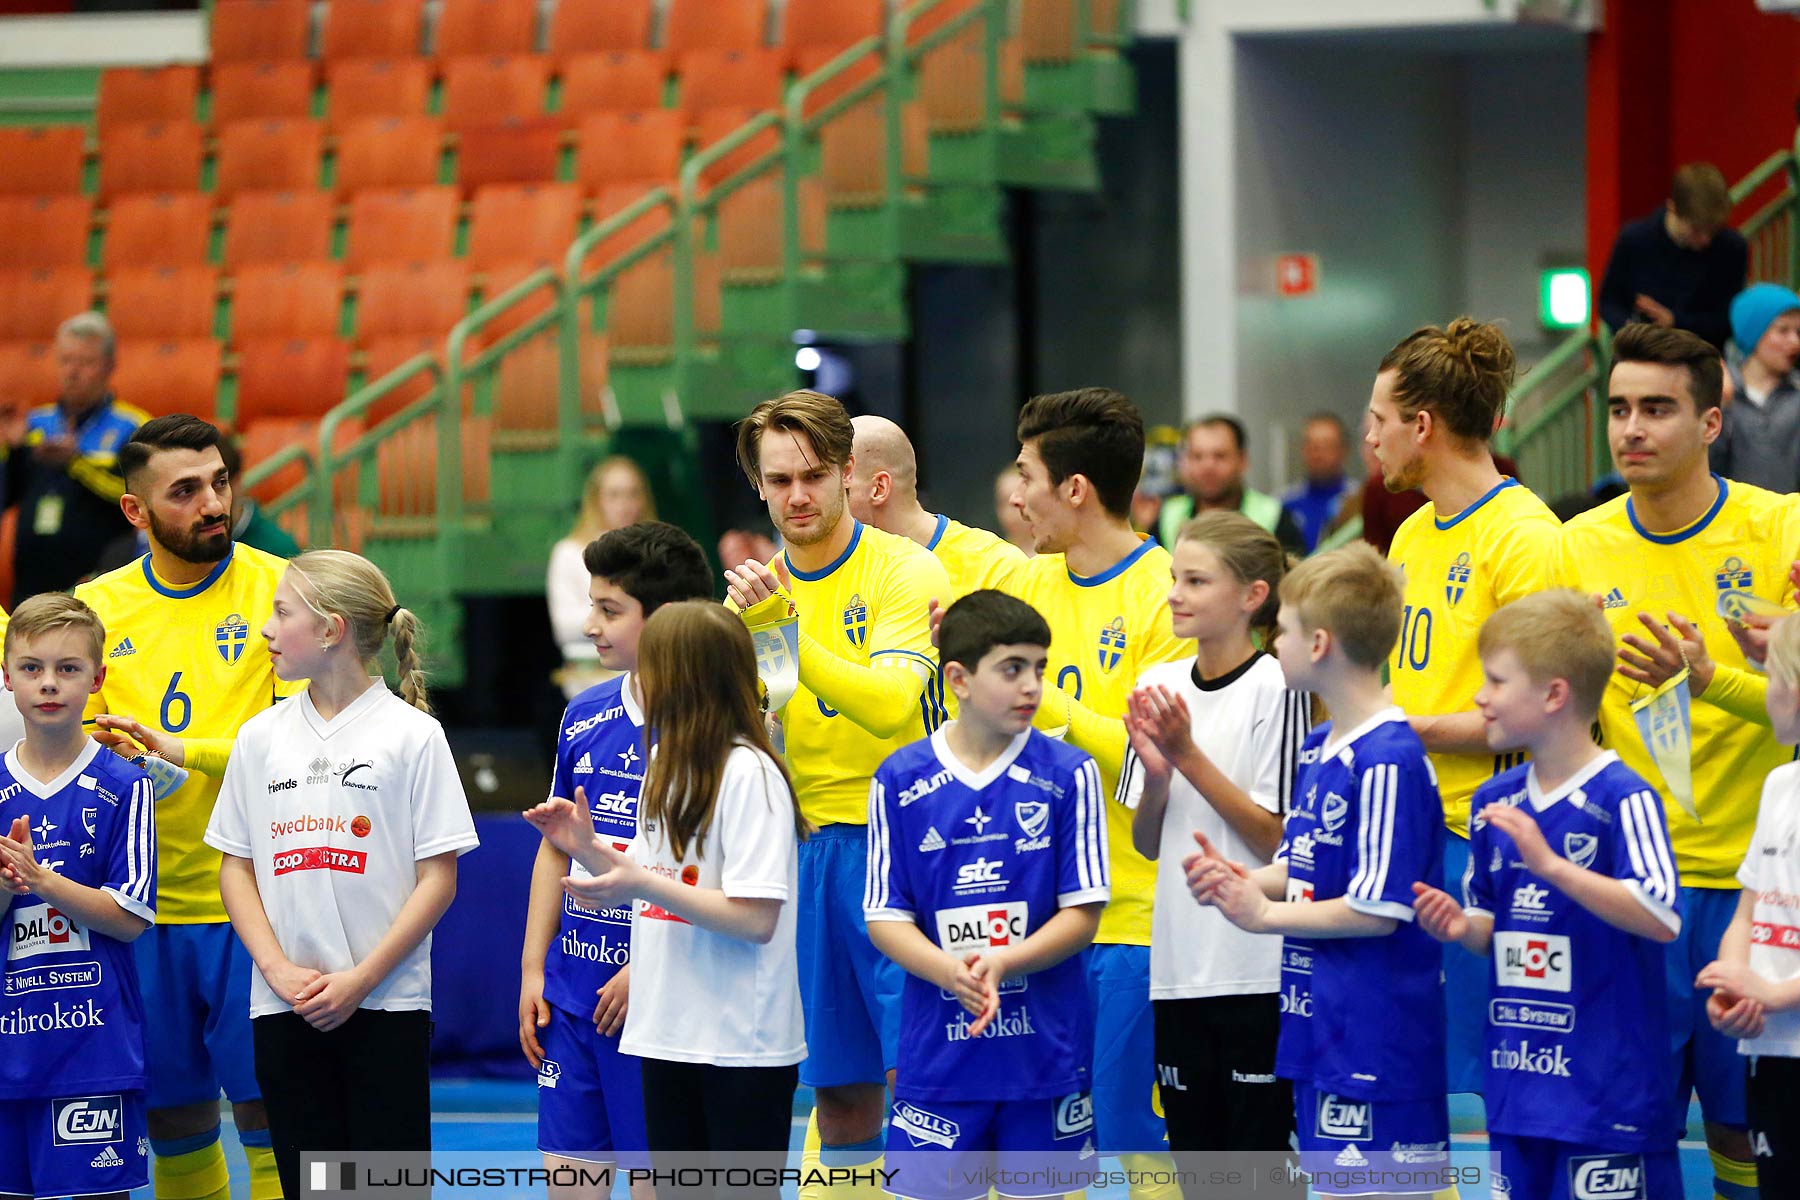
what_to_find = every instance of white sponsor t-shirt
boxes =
[1118,653,1310,999]
[205,682,479,1018]
[620,743,805,1067]
[1736,761,1800,1058]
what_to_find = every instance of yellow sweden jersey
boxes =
[1388,479,1560,836]
[76,545,299,922]
[779,521,950,827]
[926,513,1028,600]
[1554,478,1800,886]
[1011,540,1186,945]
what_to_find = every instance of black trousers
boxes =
[1154,993,1301,1195]
[252,1009,432,1200]
[1749,1054,1800,1194]
[638,1057,799,1200]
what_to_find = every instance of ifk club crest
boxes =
[1097,616,1127,674]
[214,613,249,664]
[843,594,869,648]
[1715,556,1752,597]
[1445,552,1472,608]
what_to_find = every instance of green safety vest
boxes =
[1157,489,1284,547]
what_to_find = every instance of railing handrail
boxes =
[313,352,444,547]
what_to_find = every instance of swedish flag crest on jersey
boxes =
[843,594,869,647]
[214,613,249,664]
[1097,616,1127,674]
[1715,555,1752,596]
[1445,552,1472,608]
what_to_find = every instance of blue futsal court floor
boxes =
[135,1082,1726,1198]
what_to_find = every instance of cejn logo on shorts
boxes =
[52,1095,124,1147]
[1494,931,1572,993]
[1315,1094,1372,1141]
[8,903,90,961]
[935,902,1027,955]
[272,847,368,876]
[1569,1154,1646,1200]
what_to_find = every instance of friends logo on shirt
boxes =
[1097,616,1127,675]
[1446,552,1473,608]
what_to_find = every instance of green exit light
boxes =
[1540,267,1591,330]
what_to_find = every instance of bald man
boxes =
[847,415,1027,599]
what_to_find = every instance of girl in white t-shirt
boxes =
[205,551,479,1200]
[1117,511,1311,1159]
[1700,613,1800,1193]
[527,600,805,1197]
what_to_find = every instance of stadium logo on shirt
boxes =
[1715,556,1753,598]
[214,614,249,665]
[892,1102,960,1149]
[1569,1153,1644,1199]
[1445,552,1472,608]
[51,1096,123,1146]
[1563,833,1598,870]
[1096,617,1127,675]
[1315,1094,1372,1140]
[1495,932,1572,992]
[843,594,869,648]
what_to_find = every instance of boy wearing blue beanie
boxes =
[1713,283,1800,493]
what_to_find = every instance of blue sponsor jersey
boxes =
[0,741,155,1099]
[865,727,1110,1102]
[1465,753,1681,1152]
[542,675,644,1017]
[1275,709,1445,1102]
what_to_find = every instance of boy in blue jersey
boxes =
[0,594,157,1200]
[1413,589,1683,1200]
[519,521,713,1200]
[866,590,1109,1200]
[1190,544,1451,1197]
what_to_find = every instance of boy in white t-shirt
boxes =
[1700,613,1800,1193]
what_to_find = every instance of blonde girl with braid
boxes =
[205,550,479,1200]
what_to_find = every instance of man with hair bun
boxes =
[1369,317,1562,1099]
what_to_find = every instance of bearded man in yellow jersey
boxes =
[724,391,950,1199]
[1369,319,1561,1100]
[70,415,297,1200]
[846,415,1027,600]
[1555,324,1800,1200]
[1003,388,1186,1198]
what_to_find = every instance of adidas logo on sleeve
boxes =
[106,639,136,659]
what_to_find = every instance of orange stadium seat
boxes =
[343,186,458,269]
[583,183,674,271]
[103,193,214,270]
[98,121,204,200]
[209,0,311,63]
[466,183,581,270]
[331,116,444,197]
[377,411,491,515]
[322,0,426,62]
[215,118,324,202]
[693,107,780,186]
[238,416,364,505]
[354,260,470,344]
[456,117,561,190]
[441,55,551,130]
[210,60,315,126]
[109,337,222,418]
[106,265,219,340]
[235,336,351,420]
[492,327,558,432]
[435,0,538,59]
[230,261,344,341]
[470,258,557,348]
[324,58,433,129]
[557,51,666,123]
[359,334,441,424]
[0,197,93,268]
[677,49,786,121]
[782,0,884,68]
[0,342,61,411]
[96,65,200,133]
[573,110,683,197]
[547,0,653,61]
[0,127,85,196]
[0,269,93,341]
[222,189,335,268]
[664,0,767,54]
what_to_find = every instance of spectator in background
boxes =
[1714,282,1800,493]
[546,456,654,700]
[0,313,145,604]
[1599,163,1748,351]
[994,464,1035,555]
[1157,415,1305,554]
[216,438,301,558]
[1280,411,1358,552]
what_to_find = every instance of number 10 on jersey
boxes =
[1397,605,1432,672]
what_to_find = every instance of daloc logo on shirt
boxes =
[1097,616,1127,674]
[214,613,249,664]
[842,594,868,648]
[1445,552,1473,608]
[1715,556,1753,598]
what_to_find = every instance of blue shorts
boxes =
[1442,833,1488,1096]
[884,1093,1095,1200]
[797,824,901,1090]
[1293,1082,1450,1197]
[1085,943,1163,1155]
[1665,885,1747,1131]
[1489,1134,1682,1200]
[136,922,261,1109]
[0,1091,148,1198]
[536,1003,649,1168]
